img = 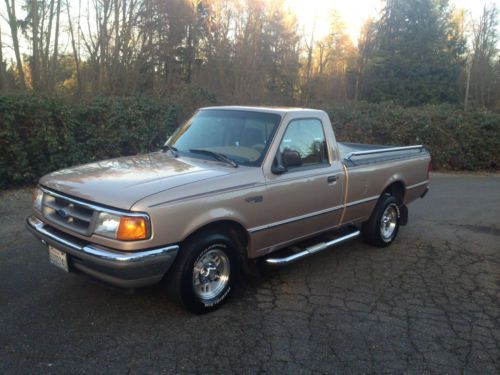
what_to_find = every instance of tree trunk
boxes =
[303,22,315,105]
[185,24,193,84]
[112,0,120,93]
[4,0,26,88]
[464,61,471,111]
[32,0,40,90]
[0,24,5,90]
[66,0,82,95]
[44,0,56,88]
[97,0,111,92]
[51,0,61,89]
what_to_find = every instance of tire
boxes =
[362,194,401,247]
[166,231,241,314]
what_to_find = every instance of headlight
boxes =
[94,212,121,238]
[32,188,43,211]
[94,212,149,241]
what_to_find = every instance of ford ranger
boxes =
[26,106,431,313]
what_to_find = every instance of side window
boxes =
[278,119,329,168]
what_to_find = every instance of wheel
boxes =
[166,231,240,314]
[362,194,401,247]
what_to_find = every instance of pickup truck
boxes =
[26,106,431,313]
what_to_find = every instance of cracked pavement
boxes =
[0,173,499,374]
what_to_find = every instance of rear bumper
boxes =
[26,215,179,288]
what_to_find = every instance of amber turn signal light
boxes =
[117,216,148,241]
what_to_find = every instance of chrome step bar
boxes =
[265,230,361,266]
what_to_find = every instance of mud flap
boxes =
[399,205,408,226]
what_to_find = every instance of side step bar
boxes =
[265,230,361,266]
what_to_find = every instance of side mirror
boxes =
[271,150,302,175]
[271,164,287,175]
[282,150,302,168]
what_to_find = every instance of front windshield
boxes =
[166,109,282,166]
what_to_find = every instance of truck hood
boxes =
[39,152,232,210]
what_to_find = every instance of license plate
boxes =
[48,246,69,272]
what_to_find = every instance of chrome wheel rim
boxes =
[193,248,230,301]
[380,204,398,241]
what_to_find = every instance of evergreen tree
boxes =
[364,0,466,105]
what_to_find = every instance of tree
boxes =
[4,0,26,88]
[298,17,316,105]
[30,0,40,90]
[66,0,81,95]
[355,18,377,101]
[0,24,5,89]
[306,10,355,103]
[364,0,466,105]
[465,4,498,110]
[262,0,300,103]
[51,0,61,90]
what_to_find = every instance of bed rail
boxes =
[343,145,424,161]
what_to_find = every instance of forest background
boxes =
[0,0,499,187]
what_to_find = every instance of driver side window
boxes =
[278,119,329,168]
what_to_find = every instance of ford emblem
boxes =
[56,208,69,218]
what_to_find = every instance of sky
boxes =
[286,0,500,44]
[0,0,499,59]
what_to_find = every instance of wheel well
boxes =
[184,220,249,255]
[382,181,405,203]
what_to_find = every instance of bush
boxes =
[0,95,498,189]
[327,102,500,170]
[0,94,177,188]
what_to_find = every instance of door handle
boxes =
[327,175,337,183]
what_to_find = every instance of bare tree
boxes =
[31,0,40,90]
[51,0,61,89]
[466,4,498,109]
[4,0,26,88]
[0,0,484,110]
[299,18,316,105]
[0,24,5,90]
[43,0,55,87]
[66,0,82,95]
[355,19,376,102]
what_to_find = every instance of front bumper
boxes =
[26,215,179,288]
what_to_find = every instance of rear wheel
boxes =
[166,231,240,314]
[362,195,401,247]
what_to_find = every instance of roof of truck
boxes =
[200,105,324,115]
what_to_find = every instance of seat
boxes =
[240,128,263,147]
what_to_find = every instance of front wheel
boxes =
[362,195,401,247]
[166,231,240,314]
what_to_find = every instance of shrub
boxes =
[0,94,177,188]
[327,102,500,170]
[0,95,498,189]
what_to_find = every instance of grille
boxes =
[42,192,96,236]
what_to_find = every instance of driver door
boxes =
[252,117,345,255]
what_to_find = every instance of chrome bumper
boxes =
[26,215,179,288]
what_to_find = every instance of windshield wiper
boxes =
[189,149,238,168]
[161,144,178,157]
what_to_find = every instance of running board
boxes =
[265,230,361,266]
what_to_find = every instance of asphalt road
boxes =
[0,173,499,374]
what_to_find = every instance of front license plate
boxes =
[48,246,69,272]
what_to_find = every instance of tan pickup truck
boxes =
[27,106,431,313]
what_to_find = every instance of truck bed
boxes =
[338,142,426,166]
